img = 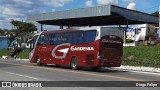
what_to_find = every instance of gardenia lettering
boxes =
[70,46,94,51]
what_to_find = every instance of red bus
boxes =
[29,27,124,70]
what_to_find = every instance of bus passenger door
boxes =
[37,34,48,63]
[40,45,48,62]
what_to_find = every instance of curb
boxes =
[1,56,29,61]
[16,59,29,61]
[113,65,160,73]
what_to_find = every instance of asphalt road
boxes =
[0,59,159,90]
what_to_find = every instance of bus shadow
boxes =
[80,68,127,73]
[44,64,127,73]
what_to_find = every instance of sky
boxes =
[0,0,159,30]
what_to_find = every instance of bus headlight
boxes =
[29,52,33,60]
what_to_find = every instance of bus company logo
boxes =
[52,43,70,59]
[70,46,94,51]
[52,43,94,59]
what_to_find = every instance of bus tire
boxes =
[36,56,42,66]
[71,58,78,70]
[90,67,101,71]
[55,65,61,67]
[13,55,17,59]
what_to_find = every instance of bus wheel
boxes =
[36,56,42,66]
[71,58,78,70]
[90,67,101,71]
[55,65,61,67]
[13,55,17,59]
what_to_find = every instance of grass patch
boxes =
[16,49,30,59]
[0,49,10,57]
[0,49,29,59]
[123,46,160,68]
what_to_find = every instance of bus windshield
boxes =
[30,35,38,50]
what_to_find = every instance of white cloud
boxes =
[0,0,73,29]
[52,9,56,12]
[97,0,118,5]
[127,2,136,10]
[85,0,93,7]
[123,0,134,2]
[13,0,32,4]
[2,7,24,16]
[40,10,47,13]
[48,0,73,7]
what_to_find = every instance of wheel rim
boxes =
[72,59,77,68]
[37,58,40,63]
[13,55,16,59]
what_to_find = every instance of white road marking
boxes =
[130,71,160,76]
[110,68,160,76]
[6,72,38,80]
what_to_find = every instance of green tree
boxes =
[6,20,37,48]
[0,28,4,35]
[152,11,159,17]
[4,29,18,48]
[11,20,37,33]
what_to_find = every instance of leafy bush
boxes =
[125,39,134,43]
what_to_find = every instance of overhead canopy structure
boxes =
[27,5,158,26]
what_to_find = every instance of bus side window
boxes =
[30,35,38,49]
[54,34,63,45]
[37,34,51,45]
[72,32,83,44]
[50,34,55,45]
[37,35,45,45]
[63,33,72,43]
[84,30,96,43]
[44,34,51,45]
